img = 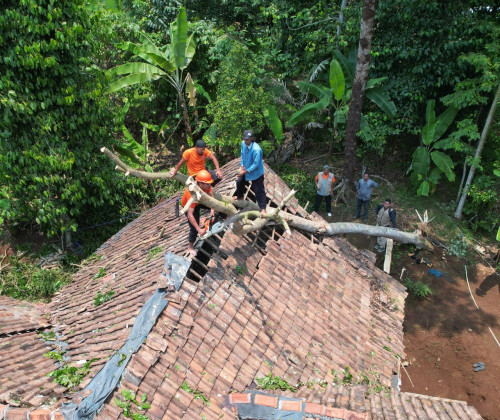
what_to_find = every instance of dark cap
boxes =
[385,198,392,204]
[195,139,206,148]
[242,129,254,140]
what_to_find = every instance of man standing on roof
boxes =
[169,139,222,186]
[354,172,378,223]
[374,199,397,252]
[313,165,335,217]
[181,170,215,257]
[234,129,267,217]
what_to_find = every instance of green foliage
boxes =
[407,100,458,196]
[463,174,500,232]
[331,367,389,396]
[0,258,70,302]
[448,235,469,258]
[366,0,499,136]
[39,330,57,341]
[47,358,97,389]
[255,371,299,392]
[94,289,116,306]
[0,0,155,238]
[93,267,108,279]
[115,389,151,420]
[180,381,210,405]
[207,42,273,151]
[146,246,162,261]
[404,279,433,299]
[44,350,65,362]
[277,164,316,208]
[286,51,396,150]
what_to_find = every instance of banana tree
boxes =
[286,50,396,152]
[407,100,458,196]
[107,7,196,137]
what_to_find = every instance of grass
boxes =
[0,257,71,302]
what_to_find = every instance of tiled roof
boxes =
[225,388,483,420]
[0,159,484,419]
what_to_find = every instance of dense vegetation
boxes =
[1,0,499,262]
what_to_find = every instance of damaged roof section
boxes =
[98,227,407,419]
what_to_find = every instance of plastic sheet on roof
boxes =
[60,253,190,420]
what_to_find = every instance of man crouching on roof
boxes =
[181,170,215,257]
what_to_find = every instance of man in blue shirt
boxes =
[234,129,267,217]
[354,172,378,223]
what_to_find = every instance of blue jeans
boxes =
[355,199,369,222]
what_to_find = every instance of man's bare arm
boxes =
[169,157,186,176]
[209,154,223,179]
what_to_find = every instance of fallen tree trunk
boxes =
[101,147,433,250]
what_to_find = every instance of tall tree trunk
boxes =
[342,0,379,189]
[454,83,500,219]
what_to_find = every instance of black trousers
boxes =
[313,194,332,213]
[186,205,201,243]
[235,175,267,210]
[207,169,221,187]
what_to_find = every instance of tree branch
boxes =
[101,147,433,249]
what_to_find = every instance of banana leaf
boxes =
[106,73,157,93]
[115,42,168,69]
[141,125,148,163]
[365,88,396,117]
[425,100,436,126]
[434,106,458,141]
[360,114,375,142]
[411,147,430,178]
[108,62,166,77]
[181,34,196,70]
[332,50,355,87]
[296,81,331,99]
[170,7,188,69]
[286,95,331,126]
[329,59,345,101]
[417,180,430,196]
[422,121,436,146]
[431,150,455,181]
[263,106,283,143]
[428,167,443,184]
[366,77,388,89]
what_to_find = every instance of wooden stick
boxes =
[384,238,393,274]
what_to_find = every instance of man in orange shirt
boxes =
[169,139,222,186]
[181,170,215,256]
[313,165,335,217]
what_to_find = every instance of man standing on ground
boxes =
[169,139,222,186]
[374,199,397,252]
[313,165,335,217]
[181,170,215,257]
[234,129,267,217]
[355,172,378,223]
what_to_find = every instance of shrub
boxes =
[405,279,433,299]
